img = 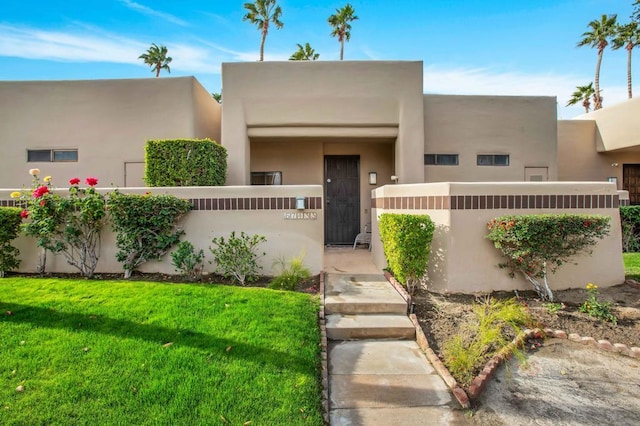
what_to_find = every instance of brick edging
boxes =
[383,271,412,312]
[319,272,329,425]
[408,314,471,409]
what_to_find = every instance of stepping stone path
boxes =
[325,273,468,425]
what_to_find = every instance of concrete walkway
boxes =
[325,273,467,425]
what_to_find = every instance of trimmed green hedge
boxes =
[0,207,22,277]
[620,206,640,252]
[145,139,227,187]
[379,213,435,294]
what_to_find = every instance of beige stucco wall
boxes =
[423,95,558,182]
[0,185,324,276]
[573,97,640,152]
[0,77,221,188]
[250,139,394,233]
[221,61,425,186]
[557,120,640,189]
[372,182,624,294]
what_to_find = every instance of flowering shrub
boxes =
[14,171,107,277]
[579,283,617,324]
[379,214,435,294]
[210,231,266,285]
[0,207,23,277]
[108,191,192,278]
[486,214,610,301]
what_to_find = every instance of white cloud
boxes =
[423,65,628,118]
[0,24,224,74]
[118,0,188,27]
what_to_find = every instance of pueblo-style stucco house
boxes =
[0,60,634,246]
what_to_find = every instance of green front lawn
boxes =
[0,278,322,425]
[624,252,640,281]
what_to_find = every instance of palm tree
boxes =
[328,4,358,60]
[138,43,172,78]
[577,14,618,110]
[612,22,640,98]
[211,92,222,103]
[289,43,319,61]
[566,82,596,113]
[243,0,283,62]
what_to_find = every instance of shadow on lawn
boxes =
[0,302,316,374]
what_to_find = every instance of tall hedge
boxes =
[145,138,227,186]
[620,206,640,252]
[379,213,435,294]
[0,207,23,277]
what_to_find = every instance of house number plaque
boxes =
[284,212,317,220]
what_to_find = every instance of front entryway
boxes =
[624,164,640,205]
[325,156,360,245]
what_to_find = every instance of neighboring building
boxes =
[0,76,220,188]
[4,60,631,246]
[557,97,640,203]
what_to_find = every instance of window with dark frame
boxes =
[477,154,509,166]
[424,154,459,166]
[27,149,78,162]
[250,171,282,185]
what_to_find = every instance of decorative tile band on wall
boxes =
[620,199,630,207]
[1,197,323,211]
[372,194,620,210]
[186,196,323,211]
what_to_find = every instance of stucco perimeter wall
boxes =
[372,182,624,294]
[0,186,324,276]
[0,77,221,188]
[423,95,558,182]
[221,61,424,185]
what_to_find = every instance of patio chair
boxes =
[353,223,372,250]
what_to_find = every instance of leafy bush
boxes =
[486,214,611,301]
[170,241,205,281]
[442,298,532,386]
[14,170,107,277]
[620,206,640,252]
[210,232,266,285]
[379,214,435,294]
[145,139,227,187]
[108,191,192,278]
[579,283,617,324]
[269,253,311,291]
[0,207,22,277]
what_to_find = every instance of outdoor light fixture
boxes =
[295,197,306,210]
[391,175,399,183]
[368,172,377,185]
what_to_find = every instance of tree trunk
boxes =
[124,269,132,279]
[628,44,633,99]
[260,24,268,61]
[594,48,604,110]
[155,65,160,78]
[37,249,47,274]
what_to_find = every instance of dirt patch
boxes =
[413,283,640,423]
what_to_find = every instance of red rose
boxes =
[69,177,80,185]
[33,186,49,198]
[86,177,98,187]
[20,210,28,219]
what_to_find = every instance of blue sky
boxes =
[1,0,637,117]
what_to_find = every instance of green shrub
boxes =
[269,253,311,291]
[379,214,435,294]
[145,139,227,187]
[170,241,205,281]
[620,206,640,252]
[579,283,617,324]
[108,191,192,278]
[486,214,611,301]
[210,232,266,285]
[0,207,22,277]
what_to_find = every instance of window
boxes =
[27,149,78,162]
[477,154,509,166]
[424,154,459,166]
[251,171,282,185]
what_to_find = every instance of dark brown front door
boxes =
[623,164,640,205]
[325,156,360,244]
